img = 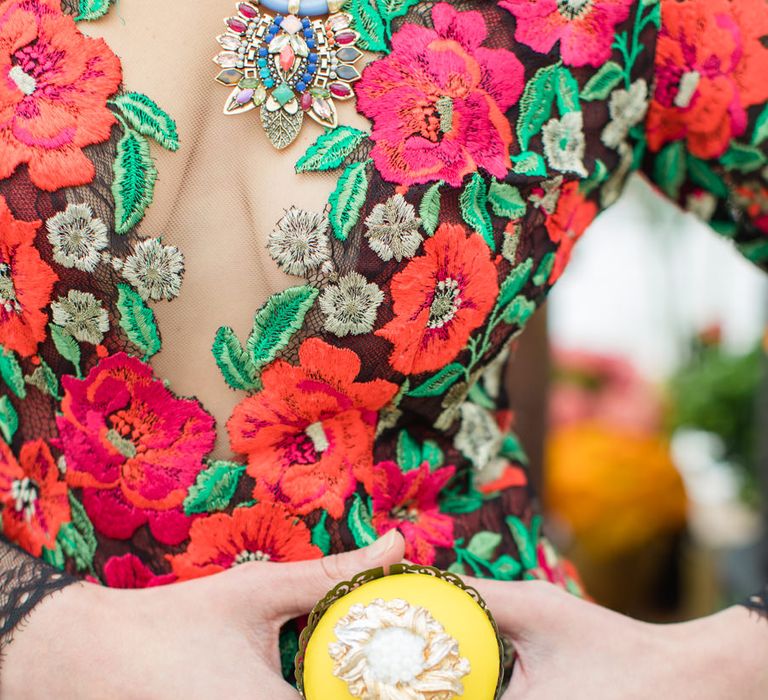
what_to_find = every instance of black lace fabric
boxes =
[0,539,74,672]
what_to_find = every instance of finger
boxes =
[270,529,405,618]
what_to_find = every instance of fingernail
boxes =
[366,529,397,562]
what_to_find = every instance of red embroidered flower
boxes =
[646,0,768,159]
[376,223,499,375]
[168,502,323,580]
[55,352,216,545]
[0,0,122,190]
[499,0,634,68]
[370,460,455,566]
[103,553,176,588]
[0,196,57,357]
[228,338,398,519]
[545,181,598,284]
[356,3,523,187]
[0,438,69,556]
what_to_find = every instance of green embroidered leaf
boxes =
[112,93,180,151]
[407,363,464,398]
[25,359,58,399]
[421,440,444,469]
[580,61,624,101]
[686,155,728,198]
[517,64,559,151]
[467,531,502,561]
[420,181,443,236]
[741,238,768,264]
[329,160,370,240]
[440,491,483,514]
[498,258,533,308]
[49,324,81,376]
[247,286,319,369]
[502,295,536,326]
[0,395,18,443]
[490,554,523,581]
[75,0,112,21]
[116,283,161,358]
[447,560,468,575]
[653,141,686,198]
[397,430,423,472]
[720,142,766,173]
[295,126,368,172]
[468,382,495,410]
[113,130,157,235]
[501,432,529,465]
[348,494,377,547]
[533,252,556,287]
[580,158,609,196]
[460,173,495,250]
[311,511,331,555]
[183,461,246,515]
[349,0,388,52]
[0,346,25,399]
[42,543,66,570]
[646,1,661,28]
[376,0,419,21]
[212,327,260,391]
[488,180,526,219]
[511,151,547,177]
[58,493,97,572]
[506,514,541,570]
[555,66,581,114]
[753,105,768,146]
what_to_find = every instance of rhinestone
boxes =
[281,14,304,34]
[272,82,295,105]
[335,64,359,81]
[216,68,244,85]
[237,2,259,19]
[329,82,352,98]
[218,34,241,50]
[336,47,362,63]
[227,17,247,33]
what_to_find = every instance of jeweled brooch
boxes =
[213,1,362,149]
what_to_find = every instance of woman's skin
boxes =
[4,532,767,698]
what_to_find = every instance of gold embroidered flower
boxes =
[329,597,471,700]
[50,289,109,345]
[542,111,588,177]
[601,79,649,149]
[122,238,184,301]
[45,204,109,272]
[320,272,383,337]
[454,401,503,471]
[364,194,423,263]
[268,207,331,276]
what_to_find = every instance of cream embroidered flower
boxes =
[122,238,184,301]
[601,79,649,149]
[268,207,331,276]
[45,203,108,272]
[454,401,503,471]
[320,272,384,337]
[364,194,423,262]
[51,289,109,345]
[542,111,588,177]
[330,598,471,700]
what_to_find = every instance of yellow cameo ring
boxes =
[296,563,504,699]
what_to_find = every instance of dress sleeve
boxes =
[638,0,768,271]
[0,539,74,671]
[638,0,768,617]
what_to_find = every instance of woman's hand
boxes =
[1,530,405,700]
[471,578,768,700]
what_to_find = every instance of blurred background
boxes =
[509,174,768,622]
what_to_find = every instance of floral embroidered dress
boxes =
[1,0,767,678]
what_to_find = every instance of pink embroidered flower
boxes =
[55,352,216,545]
[370,460,455,565]
[499,0,634,68]
[0,438,69,556]
[356,3,523,187]
[0,0,122,190]
[103,553,176,588]
[228,338,398,519]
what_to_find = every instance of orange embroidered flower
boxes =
[168,502,323,580]
[0,0,122,190]
[375,223,498,375]
[646,0,768,159]
[0,195,57,357]
[0,438,70,556]
[227,338,398,519]
[545,181,598,284]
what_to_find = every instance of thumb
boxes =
[270,529,406,618]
